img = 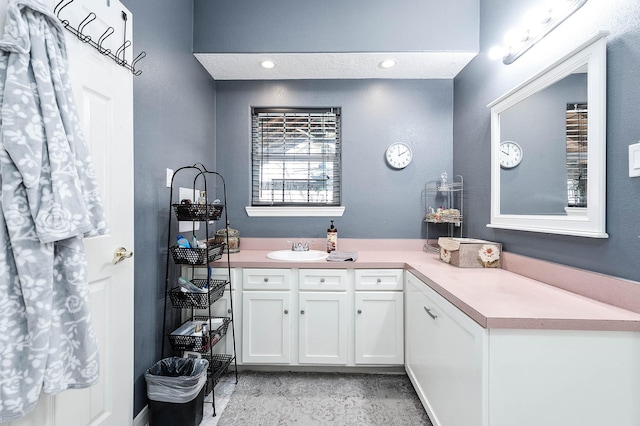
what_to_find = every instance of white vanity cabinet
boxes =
[405,272,487,426]
[241,269,292,364]
[239,267,406,367]
[354,269,404,365]
[298,269,348,364]
[406,271,640,426]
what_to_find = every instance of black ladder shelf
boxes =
[161,164,238,417]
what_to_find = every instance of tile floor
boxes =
[201,377,236,426]
[199,371,431,426]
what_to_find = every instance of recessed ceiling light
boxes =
[260,60,275,69]
[379,59,397,69]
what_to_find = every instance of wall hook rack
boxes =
[54,0,146,76]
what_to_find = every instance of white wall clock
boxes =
[499,140,523,169]
[385,142,413,169]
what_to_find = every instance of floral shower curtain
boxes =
[0,0,108,421]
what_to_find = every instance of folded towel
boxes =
[327,251,358,262]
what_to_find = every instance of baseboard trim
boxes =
[237,364,405,374]
[133,405,148,426]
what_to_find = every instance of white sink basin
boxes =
[266,250,329,262]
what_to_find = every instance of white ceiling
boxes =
[194,51,478,80]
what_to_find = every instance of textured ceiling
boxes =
[194,52,477,80]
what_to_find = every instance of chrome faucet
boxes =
[290,241,311,251]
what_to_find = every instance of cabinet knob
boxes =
[300,310,305,315]
[357,309,362,314]
[263,277,269,282]
[227,309,232,314]
[320,278,325,283]
[284,309,288,314]
[376,278,381,283]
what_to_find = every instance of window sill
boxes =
[245,206,345,217]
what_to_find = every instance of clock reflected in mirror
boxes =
[385,142,413,169]
[499,140,523,169]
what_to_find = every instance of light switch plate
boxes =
[166,168,173,187]
[178,187,200,233]
[630,143,640,177]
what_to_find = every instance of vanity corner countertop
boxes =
[216,248,640,332]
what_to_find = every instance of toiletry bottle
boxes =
[327,220,338,253]
[177,234,191,248]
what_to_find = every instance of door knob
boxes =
[112,247,133,265]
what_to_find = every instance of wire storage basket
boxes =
[168,279,228,309]
[202,354,234,396]
[170,243,225,265]
[172,202,224,221]
[168,316,231,352]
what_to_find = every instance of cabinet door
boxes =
[298,292,348,364]
[405,273,487,426]
[242,291,291,364]
[354,292,404,365]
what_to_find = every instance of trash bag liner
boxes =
[145,357,209,404]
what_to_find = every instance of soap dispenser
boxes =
[327,220,338,253]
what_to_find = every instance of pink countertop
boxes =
[211,239,640,332]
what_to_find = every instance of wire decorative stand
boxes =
[424,174,464,252]
[54,0,146,76]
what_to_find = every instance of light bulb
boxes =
[503,28,522,46]
[488,46,505,60]
[379,59,397,69]
[260,60,275,69]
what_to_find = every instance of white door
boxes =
[298,292,347,364]
[354,292,404,365]
[4,1,135,425]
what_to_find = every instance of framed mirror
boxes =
[487,32,609,238]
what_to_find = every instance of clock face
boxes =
[385,143,413,169]
[499,141,523,169]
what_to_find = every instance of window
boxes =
[566,103,587,207]
[251,107,341,207]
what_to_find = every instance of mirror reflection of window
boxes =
[566,103,588,208]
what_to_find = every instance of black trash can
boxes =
[145,357,209,426]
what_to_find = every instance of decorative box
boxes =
[438,237,502,268]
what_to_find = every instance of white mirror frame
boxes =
[487,32,609,238]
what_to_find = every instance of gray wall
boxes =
[215,79,453,240]
[120,0,217,416]
[500,73,587,214]
[193,0,478,54]
[454,0,640,282]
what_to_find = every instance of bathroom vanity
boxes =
[205,240,640,426]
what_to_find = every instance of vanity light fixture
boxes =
[490,0,588,65]
[379,59,397,69]
[260,60,275,69]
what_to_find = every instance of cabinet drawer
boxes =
[299,269,348,291]
[355,269,403,291]
[243,269,291,290]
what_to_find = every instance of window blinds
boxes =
[566,103,588,207]
[251,107,341,206]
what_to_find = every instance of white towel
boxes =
[327,251,358,262]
